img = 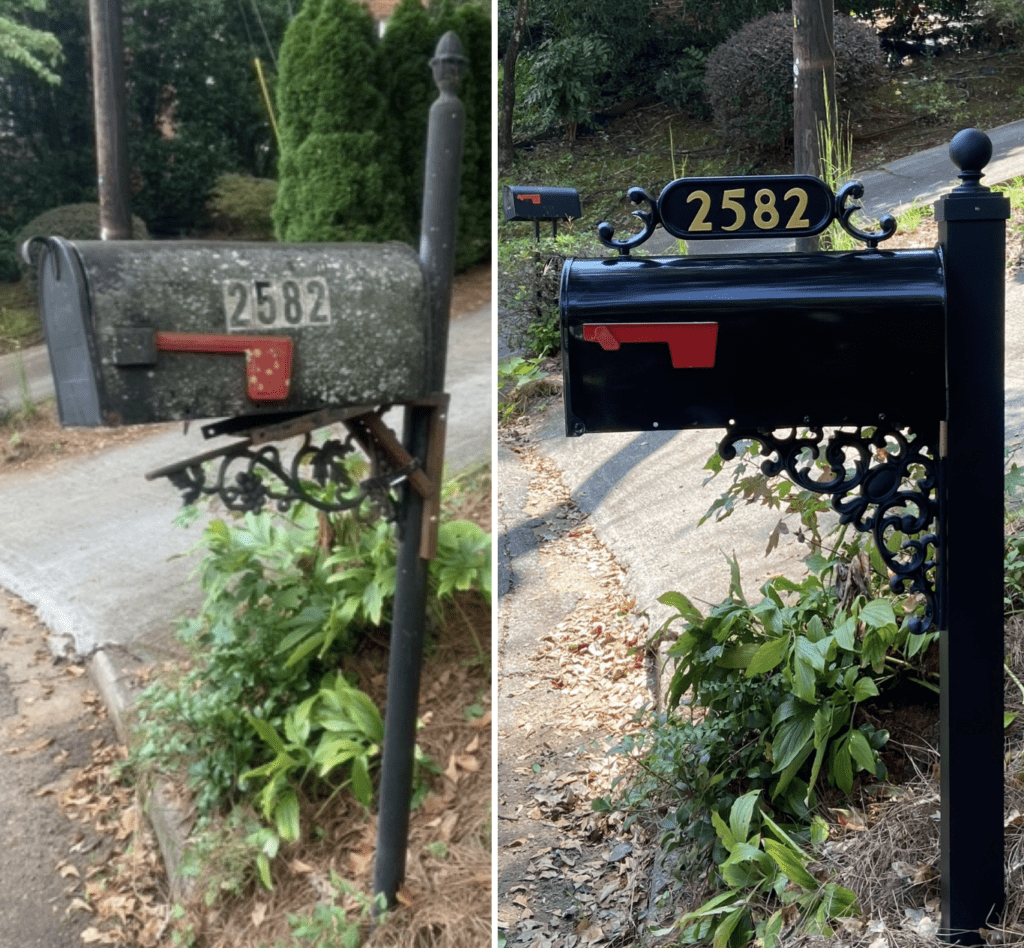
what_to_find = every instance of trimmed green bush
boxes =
[274,0,491,269]
[704,12,884,156]
[273,0,409,244]
[207,174,279,240]
[15,203,150,289]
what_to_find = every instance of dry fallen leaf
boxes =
[57,861,81,879]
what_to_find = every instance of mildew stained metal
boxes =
[37,239,431,426]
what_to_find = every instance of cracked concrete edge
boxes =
[87,648,193,902]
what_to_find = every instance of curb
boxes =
[87,648,193,900]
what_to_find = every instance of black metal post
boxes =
[88,0,132,240]
[935,128,1010,942]
[372,31,466,909]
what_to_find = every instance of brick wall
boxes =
[365,0,412,20]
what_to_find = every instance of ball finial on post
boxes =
[949,127,993,190]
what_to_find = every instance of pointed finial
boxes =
[430,30,467,95]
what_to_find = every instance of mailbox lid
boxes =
[37,237,106,426]
[37,239,431,426]
[561,249,946,434]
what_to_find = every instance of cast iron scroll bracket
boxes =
[145,408,403,520]
[597,187,661,256]
[718,424,940,634]
[835,181,898,248]
[144,406,412,517]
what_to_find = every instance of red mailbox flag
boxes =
[583,322,718,368]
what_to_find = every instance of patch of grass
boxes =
[995,176,1024,213]
[0,281,41,355]
[0,351,41,426]
[895,198,933,234]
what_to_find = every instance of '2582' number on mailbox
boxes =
[223,278,331,330]
[657,175,834,240]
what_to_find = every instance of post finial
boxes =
[430,30,467,95]
[949,128,993,190]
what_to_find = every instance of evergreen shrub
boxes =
[206,175,278,240]
[704,12,884,155]
[15,203,150,289]
[274,0,491,269]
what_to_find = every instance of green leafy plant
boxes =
[661,564,898,814]
[498,355,550,424]
[606,558,939,878]
[521,34,611,141]
[525,307,560,357]
[668,790,860,947]
[130,463,490,817]
[435,518,492,605]
[267,870,385,947]
[241,673,384,887]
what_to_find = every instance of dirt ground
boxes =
[0,593,138,948]
[0,260,493,947]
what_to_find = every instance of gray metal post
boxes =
[372,30,466,909]
[935,128,1010,942]
[88,0,132,240]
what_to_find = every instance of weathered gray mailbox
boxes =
[24,28,470,916]
[31,237,430,427]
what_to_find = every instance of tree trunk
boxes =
[498,0,529,173]
[793,0,835,252]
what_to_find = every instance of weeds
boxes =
[498,355,550,424]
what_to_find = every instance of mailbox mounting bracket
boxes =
[718,423,940,634]
[146,398,449,559]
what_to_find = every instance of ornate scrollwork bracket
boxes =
[718,424,940,634]
[598,187,661,256]
[145,408,408,521]
[147,402,432,515]
[835,181,898,249]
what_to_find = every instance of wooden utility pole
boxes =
[793,0,835,252]
[89,0,132,240]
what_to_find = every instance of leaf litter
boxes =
[500,438,660,947]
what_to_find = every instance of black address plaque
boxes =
[658,175,835,240]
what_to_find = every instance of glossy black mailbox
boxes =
[31,237,430,427]
[561,248,946,435]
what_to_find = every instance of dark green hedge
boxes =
[274,0,491,270]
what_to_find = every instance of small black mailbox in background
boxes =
[31,237,430,428]
[502,185,581,239]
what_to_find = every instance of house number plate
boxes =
[658,175,835,240]
[223,277,332,330]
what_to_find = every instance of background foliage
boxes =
[0,0,292,237]
[274,0,491,269]
[499,0,996,147]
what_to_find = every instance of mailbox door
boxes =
[561,249,946,435]
[37,239,431,427]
